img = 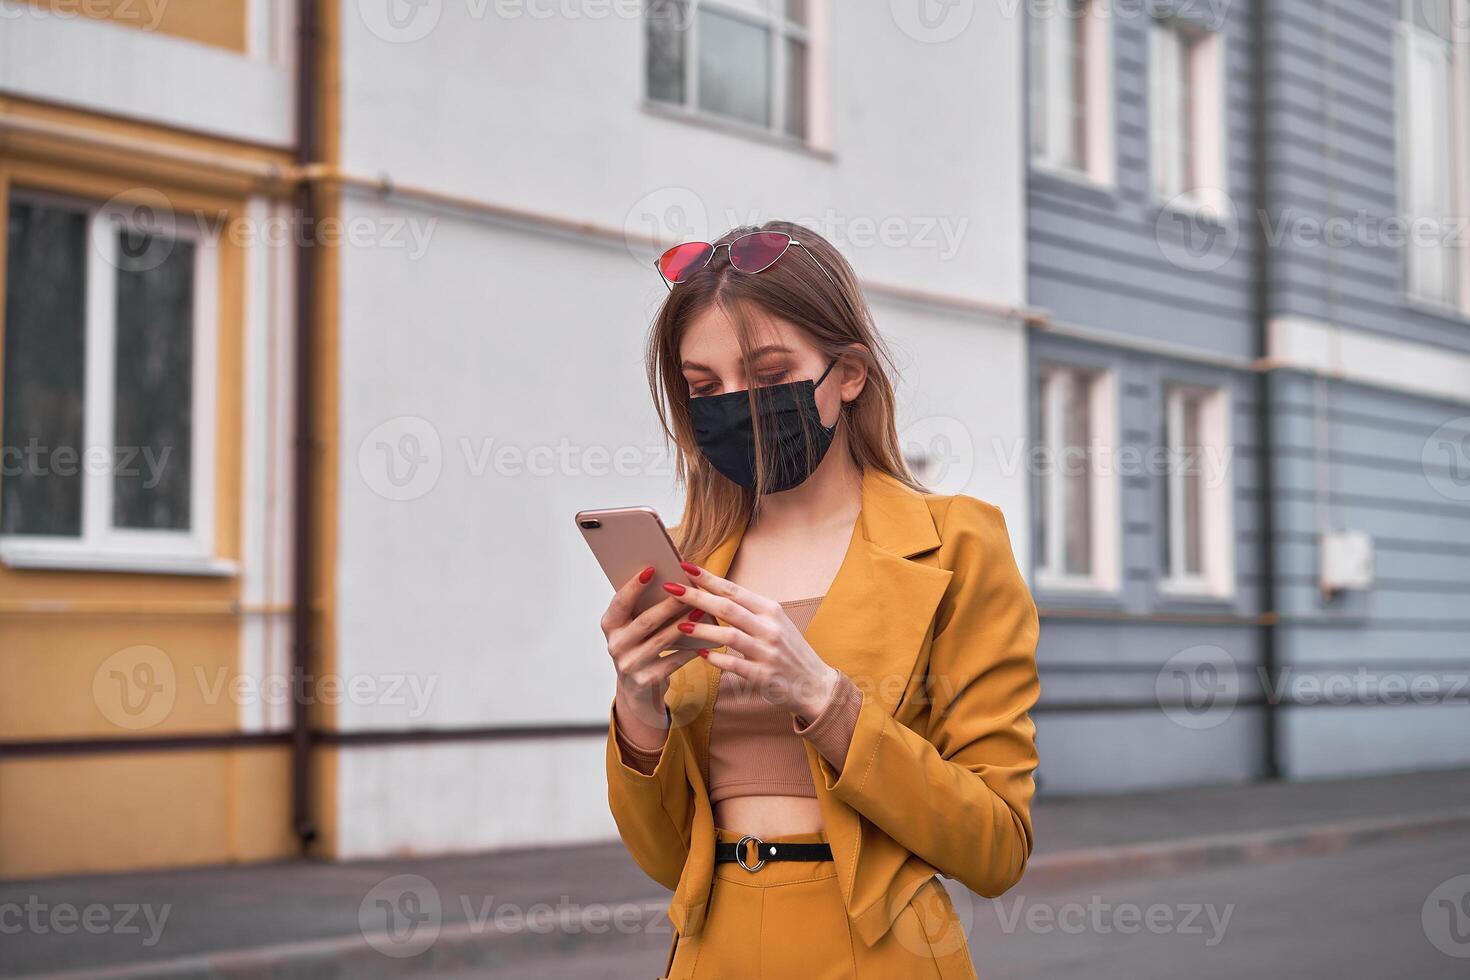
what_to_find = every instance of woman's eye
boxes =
[690,382,719,396]
[755,372,787,386]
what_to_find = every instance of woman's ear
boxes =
[837,344,870,404]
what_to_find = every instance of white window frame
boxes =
[1035,365,1119,593]
[1160,384,1233,599]
[0,188,226,575]
[646,0,823,146]
[1149,17,1227,220]
[1396,0,1468,312]
[249,0,298,67]
[1029,0,1115,186]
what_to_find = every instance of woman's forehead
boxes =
[679,305,811,366]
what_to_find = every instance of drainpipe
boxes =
[291,0,320,848]
[1249,0,1281,781]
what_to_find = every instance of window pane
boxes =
[1039,4,1085,168]
[785,37,808,139]
[1181,394,1203,576]
[2,199,88,536]
[1152,24,1188,198]
[1407,0,1454,40]
[1161,406,1172,570]
[1069,2,1088,171]
[786,0,807,25]
[698,8,771,128]
[1404,31,1456,303]
[113,232,194,531]
[646,0,687,104]
[1181,32,1199,190]
[1062,374,1093,576]
[1037,374,1051,568]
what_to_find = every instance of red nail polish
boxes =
[680,562,702,577]
[689,610,704,622]
[638,566,655,584]
[698,649,710,658]
[677,622,696,634]
[663,582,686,596]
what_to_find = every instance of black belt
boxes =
[714,835,833,872]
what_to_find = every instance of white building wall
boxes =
[330,2,1028,856]
[0,0,295,147]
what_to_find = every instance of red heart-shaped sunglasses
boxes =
[655,231,840,292]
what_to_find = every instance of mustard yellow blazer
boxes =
[604,467,1041,949]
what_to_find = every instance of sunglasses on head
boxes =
[655,231,840,292]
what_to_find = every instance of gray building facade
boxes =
[1024,0,1470,795]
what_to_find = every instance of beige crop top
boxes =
[613,597,864,794]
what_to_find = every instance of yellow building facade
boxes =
[0,0,342,878]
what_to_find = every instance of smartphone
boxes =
[576,506,705,651]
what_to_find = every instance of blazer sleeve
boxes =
[814,495,1041,898]
[605,696,695,892]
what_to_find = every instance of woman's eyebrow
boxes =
[680,346,793,373]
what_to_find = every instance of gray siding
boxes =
[1266,0,1470,353]
[1028,333,1268,796]
[1024,0,1470,795]
[1268,371,1470,779]
[1028,1,1258,360]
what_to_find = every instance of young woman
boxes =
[603,221,1040,979]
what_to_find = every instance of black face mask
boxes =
[688,358,840,493]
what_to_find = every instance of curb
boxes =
[22,808,1470,979]
[1019,805,1470,888]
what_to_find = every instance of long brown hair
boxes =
[646,220,923,561]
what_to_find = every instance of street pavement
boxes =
[4,768,1468,978]
[422,829,1468,979]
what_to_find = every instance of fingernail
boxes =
[689,610,704,622]
[680,562,702,577]
[678,622,697,634]
[698,649,710,658]
[638,566,655,584]
[663,582,686,596]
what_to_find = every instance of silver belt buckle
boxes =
[735,834,766,872]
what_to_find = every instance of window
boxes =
[1149,18,1225,217]
[1036,365,1117,591]
[1161,384,1233,597]
[1,190,220,572]
[646,0,812,141]
[1397,0,1461,307]
[1029,0,1113,183]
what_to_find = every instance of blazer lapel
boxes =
[800,469,953,912]
[802,469,952,715]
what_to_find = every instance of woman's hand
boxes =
[604,566,701,739]
[663,562,841,724]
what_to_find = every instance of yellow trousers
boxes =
[660,827,978,979]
